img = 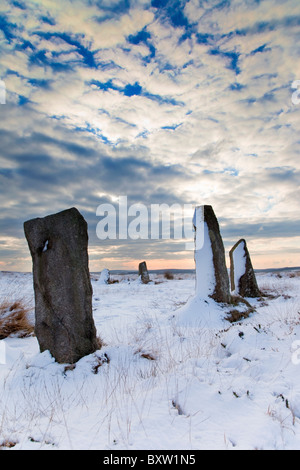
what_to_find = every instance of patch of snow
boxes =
[232,241,246,293]
[0,269,300,449]
[174,296,227,329]
[194,215,215,298]
[42,240,49,252]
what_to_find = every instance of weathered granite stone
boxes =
[193,205,230,303]
[24,207,99,364]
[138,261,150,284]
[229,239,261,298]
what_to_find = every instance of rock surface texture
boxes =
[24,207,98,364]
[229,238,261,298]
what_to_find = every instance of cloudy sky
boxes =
[0,0,300,272]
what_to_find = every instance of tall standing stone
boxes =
[193,205,230,303]
[24,207,99,364]
[138,261,150,284]
[229,239,261,298]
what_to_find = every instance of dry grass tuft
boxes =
[226,296,256,323]
[289,271,300,278]
[0,300,34,339]
[164,271,174,280]
[140,352,156,361]
[96,334,106,349]
[0,439,18,449]
[92,353,110,374]
[134,347,157,361]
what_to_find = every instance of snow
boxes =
[0,269,300,450]
[42,240,49,252]
[175,295,228,329]
[193,207,215,298]
[98,268,110,285]
[232,241,246,293]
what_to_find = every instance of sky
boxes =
[0,0,300,273]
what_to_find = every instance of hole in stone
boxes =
[42,240,49,252]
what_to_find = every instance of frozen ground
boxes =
[0,268,300,450]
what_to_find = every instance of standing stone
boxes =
[99,268,110,284]
[139,261,150,284]
[24,207,99,364]
[229,239,261,298]
[193,205,230,303]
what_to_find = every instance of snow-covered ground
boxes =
[0,268,300,450]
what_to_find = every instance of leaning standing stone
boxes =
[24,207,99,364]
[193,205,230,303]
[229,239,261,298]
[139,261,150,284]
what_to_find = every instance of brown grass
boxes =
[0,439,18,449]
[134,347,157,361]
[164,271,174,280]
[92,353,110,374]
[225,295,256,323]
[0,300,34,339]
[289,271,300,278]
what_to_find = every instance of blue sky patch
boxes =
[209,48,241,75]
[33,31,97,68]
[0,14,18,42]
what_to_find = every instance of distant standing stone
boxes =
[24,207,99,364]
[193,205,230,303]
[139,261,150,284]
[229,239,261,298]
[99,268,110,284]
